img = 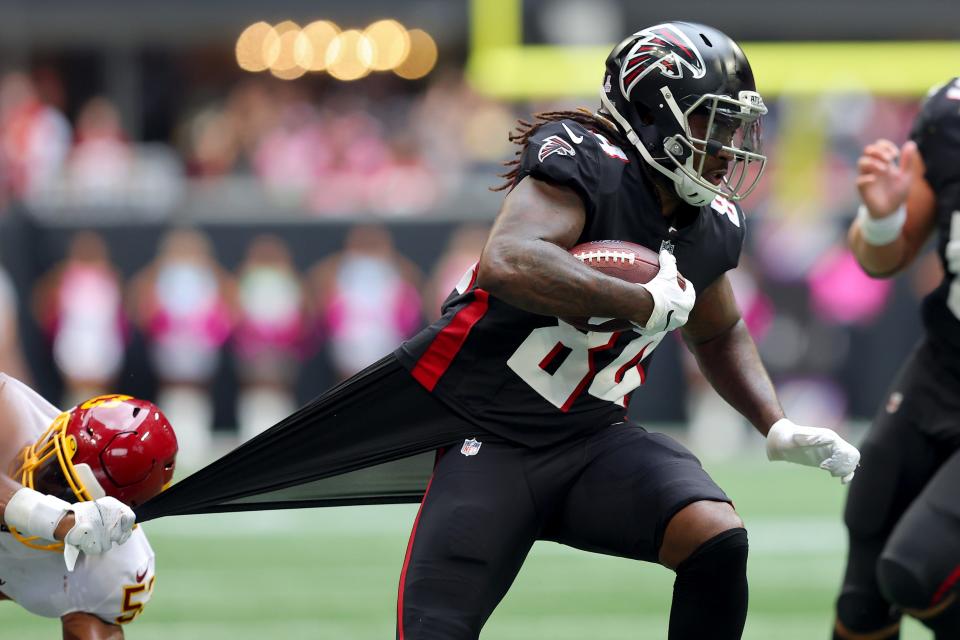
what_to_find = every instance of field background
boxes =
[0,457,929,639]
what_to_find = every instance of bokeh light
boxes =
[236,22,277,72]
[326,29,374,81]
[295,20,340,72]
[393,29,437,80]
[238,19,432,81]
[269,64,308,80]
[364,19,411,72]
[266,20,302,74]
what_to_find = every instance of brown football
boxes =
[561,240,664,332]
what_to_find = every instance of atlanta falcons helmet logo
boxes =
[620,24,707,99]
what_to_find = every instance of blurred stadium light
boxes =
[326,29,374,81]
[235,22,276,72]
[365,19,411,71]
[234,18,432,81]
[297,20,341,72]
[393,29,438,80]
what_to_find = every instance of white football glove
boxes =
[766,418,861,484]
[62,497,136,571]
[634,249,697,334]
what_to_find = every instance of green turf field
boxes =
[0,458,930,639]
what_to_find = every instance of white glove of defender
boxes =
[62,497,136,571]
[634,250,697,334]
[4,488,134,570]
[766,418,861,484]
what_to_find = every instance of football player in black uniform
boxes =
[832,79,960,640]
[393,22,859,640]
[136,21,860,640]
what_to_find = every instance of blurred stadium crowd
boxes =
[0,60,943,466]
[0,67,516,216]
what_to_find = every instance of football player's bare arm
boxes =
[477,176,655,324]
[682,275,783,435]
[61,612,124,640]
[849,139,937,277]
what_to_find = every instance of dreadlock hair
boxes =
[492,108,632,192]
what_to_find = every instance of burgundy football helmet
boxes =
[18,394,178,509]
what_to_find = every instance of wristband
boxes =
[857,203,906,246]
[4,487,70,541]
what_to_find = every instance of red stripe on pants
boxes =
[932,564,960,605]
[397,450,444,639]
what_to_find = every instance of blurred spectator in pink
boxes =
[129,228,234,468]
[422,224,489,321]
[308,225,421,380]
[232,234,306,441]
[252,87,331,199]
[303,109,389,214]
[807,245,893,326]
[64,96,133,202]
[365,133,441,216]
[0,71,71,200]
[32,232,126,406]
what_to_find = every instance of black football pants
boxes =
[396,423,734,639]
[835,341,960,639]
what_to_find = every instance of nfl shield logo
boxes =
[460,438,482,456]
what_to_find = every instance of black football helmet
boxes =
[598,21,767,206]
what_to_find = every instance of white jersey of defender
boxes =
[0,374,156,624]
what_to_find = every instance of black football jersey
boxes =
[396,119,746,446]
[910,78,960,371]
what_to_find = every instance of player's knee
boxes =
[674,527,749,584]
[660,500,743,568]
[876,554,932,611]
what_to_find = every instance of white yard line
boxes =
[144,506,846,553]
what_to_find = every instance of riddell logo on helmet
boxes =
[620,24,707,99]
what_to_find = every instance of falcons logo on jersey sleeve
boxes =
[620,24,707,98]
[538,135,576,162]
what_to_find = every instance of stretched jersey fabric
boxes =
[911,78,960,376]
[0,375,156,625]
[136,356,475,521]
[397,119,746,446]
